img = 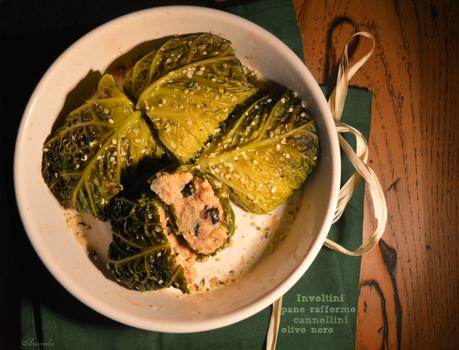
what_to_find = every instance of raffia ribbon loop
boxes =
[325,31,387,257]
[329,31,376,121]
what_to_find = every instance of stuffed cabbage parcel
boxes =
[150,167,235,255]
[131,33,258,162]
[107,195,190,293]
[42,74,163,219]
[197,90,319,214]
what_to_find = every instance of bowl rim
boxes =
[14,5,341,333]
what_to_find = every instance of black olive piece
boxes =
[204,206,220,224]
[181,181,195,197]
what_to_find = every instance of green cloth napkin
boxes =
[276,86,370,350]
[21,1,371,349]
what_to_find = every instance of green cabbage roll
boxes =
[107,195,191,293]
[124,33,235,100]
[42,74,164,219]
[197,90,319,214]
[133,33,258,162]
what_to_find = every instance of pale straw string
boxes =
[266,31,387,349]
[324,31,387,256]
[265,297,282,350]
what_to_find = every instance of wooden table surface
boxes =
[294,0,458,349]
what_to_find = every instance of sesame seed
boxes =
[276,144,281,150]
[267,98,272,103]
[110,156,115,163]
[43,148,49,152]
[288,107,294,113]
[161,98,167,104]
[75,164,80,169]
[301,101,307,108]
[271,187,276,193]
[301,112,306,117]
[112,139,117,145]
[281,98,286,104]
[281,138,287,144]
[108,118,114,124]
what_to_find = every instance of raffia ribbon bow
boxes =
[266,32,388,350]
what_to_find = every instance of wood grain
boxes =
[294,0,459,349]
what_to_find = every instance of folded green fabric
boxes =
[21,1,371,349]
[276,87,370,350]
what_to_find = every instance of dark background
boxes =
[0,1,253,348]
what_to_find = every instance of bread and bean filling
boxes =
[151,171,229,255]
[156,205,196,284]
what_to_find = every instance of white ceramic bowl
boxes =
[14,6,340,332]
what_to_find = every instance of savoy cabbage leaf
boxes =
[42,74,164,219]
[123,33,235,100]
[108,195,189,293]
[135,33,258,162]
[197,90,319,214]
